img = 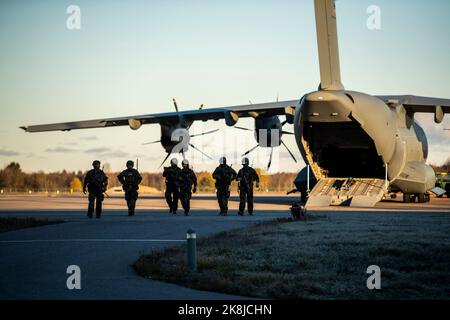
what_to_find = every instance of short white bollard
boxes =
[186,229,197,272]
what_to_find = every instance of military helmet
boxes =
[219,157,227,165]
[170,158,178,166]
[242,157,249,165]
[126,160,134,168]
[182,159,189,165]
[92,160,101,166]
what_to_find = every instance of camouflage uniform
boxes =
[117,168,142,216]
[163,165,182,213]
[83,169,108,218]
[237,165,259,215]
[212,164,237,215]
[179,167,197,215]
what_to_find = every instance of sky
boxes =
[0,0,449,173]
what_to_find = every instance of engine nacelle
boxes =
[254,116,283,147]
[160,124,190,153]
[128,119,142,130]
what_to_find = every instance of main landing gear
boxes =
[403,193,430,203]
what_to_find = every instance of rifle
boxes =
[89,171,109,197]
[238,168,251,192]
[221,169,232,187]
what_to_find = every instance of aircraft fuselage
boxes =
[294,90,435,195]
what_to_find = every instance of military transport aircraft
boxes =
[21,0,450,207]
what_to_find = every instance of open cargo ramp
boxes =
[306,178,387,207]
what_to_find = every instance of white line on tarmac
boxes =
[0,239,185,244]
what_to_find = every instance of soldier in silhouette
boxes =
[83,160,108,219]
[212,157,237,216]
[163,158,182,214]
[117,160,142,216]
[237,157,259,216]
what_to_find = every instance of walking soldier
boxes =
[83,160,108,219]
[237,157,259,215]
[212,157,237,216]
[179,159,197,216]
[163,158,182,214]
[117,160,143,216]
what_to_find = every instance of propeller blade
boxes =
[267,147,274,170]
[242,145,259,156]
[190,129,219,138]
[281,131,294,135]
[234,126,253,131]
[172,98,179,112]
[189,143,213,160]
[142,139,161,145]
[158,152,172,169]
[281,139,297,162]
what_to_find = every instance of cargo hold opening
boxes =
[303,122,385,179]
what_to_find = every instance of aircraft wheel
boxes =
[418,193,426,203]
[403,193,413,203]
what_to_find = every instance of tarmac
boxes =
[0,194,449,299]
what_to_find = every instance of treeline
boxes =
[0,162,297,193]
[431,159,450,173]
[3,160,449,193]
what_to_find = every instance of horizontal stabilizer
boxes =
[377,95,450,123]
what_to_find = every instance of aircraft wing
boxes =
[21,100,298,133]
[377,95,450,123]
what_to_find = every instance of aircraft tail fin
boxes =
[314,0,344,91]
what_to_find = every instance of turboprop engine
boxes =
[143,99,218,167]
[235,115,297,169]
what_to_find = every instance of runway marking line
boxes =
[0,239,185,244]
